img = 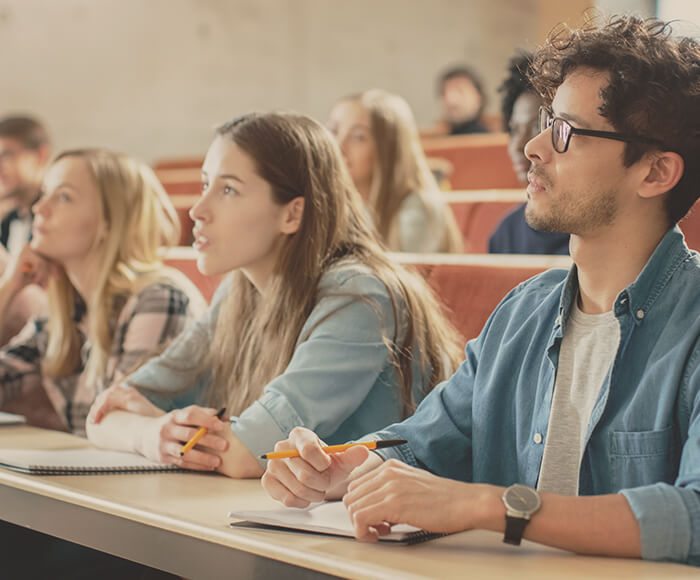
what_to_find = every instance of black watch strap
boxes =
[503,515,529,546]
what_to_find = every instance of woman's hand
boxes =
[0,244,54,296]
[137,405,230,471]
[88,383,164,424]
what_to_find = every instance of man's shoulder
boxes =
[486,267,569,328]
[509,267,569,299]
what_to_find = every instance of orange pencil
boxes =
[179,407,226,456]
[259,439,407,460]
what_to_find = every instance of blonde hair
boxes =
[206,112,462,419]
[43,149,181,387]
[344,89,462,252]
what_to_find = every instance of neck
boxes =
[242,254,279,295]
[62,252,102,307]
[355,181,372,203]
[571,216,668,314]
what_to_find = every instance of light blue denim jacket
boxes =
[126,262,430,466]
[373,226,700,565]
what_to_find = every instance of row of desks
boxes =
[0,425,695,579]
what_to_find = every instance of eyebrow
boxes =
[49,182,80,192]
[201,171,246,185]
[555,110,592,129]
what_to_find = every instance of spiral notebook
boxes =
[0,448,182,475]
[229,501,445,545]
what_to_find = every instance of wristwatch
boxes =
[501,483,541,546]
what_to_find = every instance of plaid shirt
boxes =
[0,280,206,436]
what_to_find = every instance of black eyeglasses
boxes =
[538,107,662,154]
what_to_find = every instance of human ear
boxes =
[280,197,305,235]
[638,151,684,200]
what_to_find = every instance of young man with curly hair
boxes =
[262,16,700,565]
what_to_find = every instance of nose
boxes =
[32,194,48,216]
[189,189,210,224]
[524,128,552,165]
[337,136,349,157]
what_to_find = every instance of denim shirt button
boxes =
[555,315,562,326]
[636,309,645,319]
[533,433,543,444]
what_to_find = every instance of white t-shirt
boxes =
[537,300,621,496]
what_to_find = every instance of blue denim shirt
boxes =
[125,262,430,467]
[374,226,700,565]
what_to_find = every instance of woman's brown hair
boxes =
[206,112,462,418]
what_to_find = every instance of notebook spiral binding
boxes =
[403,530,449,545]
[28,465,184,476]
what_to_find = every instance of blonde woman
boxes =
[0,149,207,434]
[87,112,462,478]
[328,89,462,253]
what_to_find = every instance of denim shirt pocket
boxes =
[610,427,676,491]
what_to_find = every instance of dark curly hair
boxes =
[530,15,700,225]
[498,52,536,132]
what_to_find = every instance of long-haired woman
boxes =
[0,149,206,434]
[328,89,462,253]
[87,112,462,478]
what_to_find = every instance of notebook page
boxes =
[230,501,425,542]
[0,448,176,471]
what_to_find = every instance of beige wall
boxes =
[0,0,601,163]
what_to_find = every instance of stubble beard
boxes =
[525,184,618,235]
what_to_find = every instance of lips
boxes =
[192,228,210,252]
[526,170,548,195]
[32,223,47,236]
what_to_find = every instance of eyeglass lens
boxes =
[539,109,572,153]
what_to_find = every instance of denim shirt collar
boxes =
[555,226,692,332]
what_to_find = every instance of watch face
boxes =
[504,484,541,514]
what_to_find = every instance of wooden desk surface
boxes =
[0,426,695,579]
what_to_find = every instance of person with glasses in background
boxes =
[262,16,700,566]
[488,53,570,255]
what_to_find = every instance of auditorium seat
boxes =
[445,190,526,253]
[163,247,222,303]
[394,253,571,343]
[163,248,569,345]
[679,199,700,252]
[153,158,204,171]
[155,132,518,192]
[422,133,520,190]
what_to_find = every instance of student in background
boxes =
[488,53,570,254]
[437,65,489,135]
[0,116,51,257]
[86,112,462,478]
[0,149,206,434]
[328,89,462,253]
[262,16,700,565]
